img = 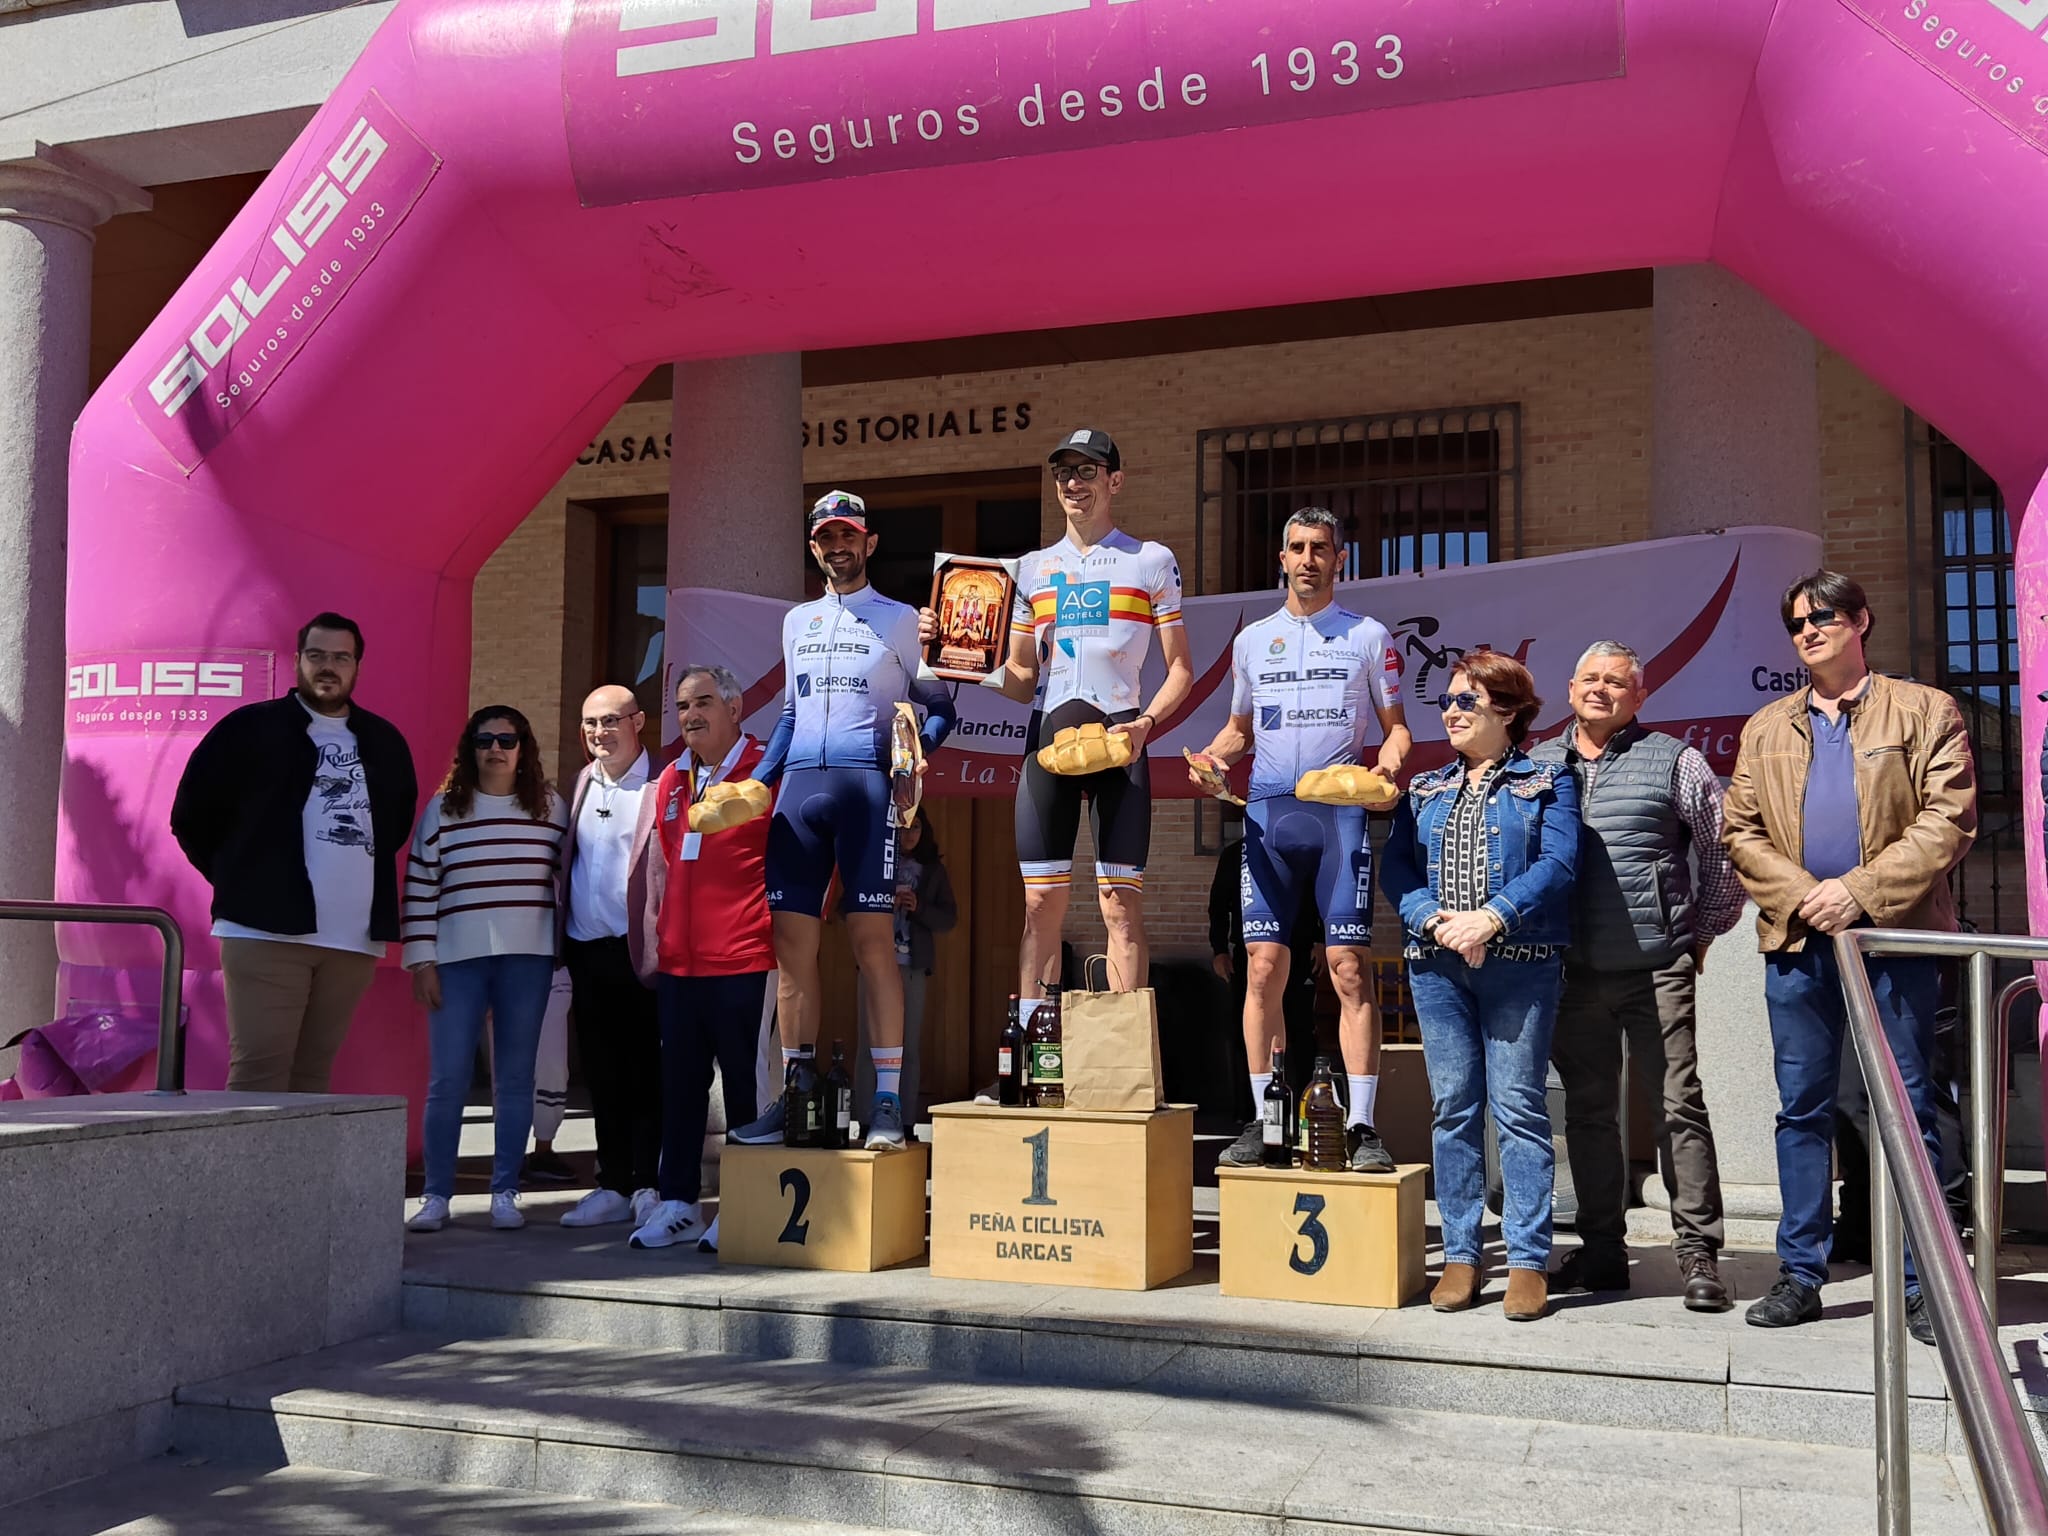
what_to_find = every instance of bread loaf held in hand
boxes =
[1294,764,1399,809]
[1035,721,1133,776]
[687,778,772,834]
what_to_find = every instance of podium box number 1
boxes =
[928,1102,1193,1291]
[1217,1163,1427,1308]
[718,1144,929,1272]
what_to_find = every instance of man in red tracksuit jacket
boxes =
[627,663,775,1253]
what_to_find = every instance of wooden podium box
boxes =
[928,1102,1192,1291]
[1217,1163,1427,1308]
[718,1143,929,1272]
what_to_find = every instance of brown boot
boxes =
[1431,1262,1480,1313]
[1504,1268,1549,1322]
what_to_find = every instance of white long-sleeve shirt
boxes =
[401,790,568,969]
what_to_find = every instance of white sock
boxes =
[782,1047,802,1067]
[1019,997,1044,1028]
[1348,1074,1378,1128]
[1250,1072,1272,1110]
[871,1046,904,1099]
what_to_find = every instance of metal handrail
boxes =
[0,900,186,1094]
[1837,929,2048,1535]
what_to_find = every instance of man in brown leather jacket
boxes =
[1722,571,1976,1341]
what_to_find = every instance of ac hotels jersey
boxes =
[1012,527,1184,716]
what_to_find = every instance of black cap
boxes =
[1048,428,1121,473]
[807,490,868,535]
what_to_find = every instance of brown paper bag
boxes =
[1061,969,1166,1112]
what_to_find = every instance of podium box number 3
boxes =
[718,1144,929,1272]
[928,1102,1193,1291]
[1217,1164,1427,1308]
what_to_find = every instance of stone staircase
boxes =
[14,1191,2005,1536]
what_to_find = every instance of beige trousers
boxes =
[220,938,378,1092]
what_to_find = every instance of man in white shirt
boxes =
[171,613,418,1092]
[557,684,663,1228]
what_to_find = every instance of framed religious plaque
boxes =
[921,554,1019,685]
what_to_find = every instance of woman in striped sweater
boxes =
[403,706,569,1234]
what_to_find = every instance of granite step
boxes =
[401,1210,1966,1453]
[5,1457,921,1535]
[164,1331,1987,1536]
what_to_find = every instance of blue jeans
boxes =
[1408,952,1564,1272]
[1765,944,1940,1292]
[422,953,555,1198]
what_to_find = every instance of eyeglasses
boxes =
[1436,691,1488,714]
[299,648,357,667]
[581,711,643,731]
[472,732,521,751]
[1052,463,1103,485]
[1784,607,1842,636]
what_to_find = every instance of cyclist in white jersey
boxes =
[923,428,1191,1018]
[729,492,954,1152]
[1189,508,1412,1173]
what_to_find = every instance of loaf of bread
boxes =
[688,778,772,834]
[1295,764,1400,809]
[1035,721,1134,776]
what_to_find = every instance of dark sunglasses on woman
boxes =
[1436,691,1488,714]
[472,732,521,750]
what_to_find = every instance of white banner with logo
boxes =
[667,525,1823,797]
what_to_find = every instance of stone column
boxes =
[1634,266,1821,1244]
[668,353,804,1165]
[0,146,147,1050]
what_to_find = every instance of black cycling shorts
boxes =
[1015,700,1152,895]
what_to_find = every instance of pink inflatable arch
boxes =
[62,0,2048,1120]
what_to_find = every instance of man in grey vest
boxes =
[1533,641,1743,1311]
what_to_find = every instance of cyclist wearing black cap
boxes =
[924,428,1191,1022]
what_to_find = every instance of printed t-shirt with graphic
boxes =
[213,700,381,956]
[1012,528,1184,716]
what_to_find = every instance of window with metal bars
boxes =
[1193,404,1520,596]
[1191,404,1520,855]
[1906,418,2021,933]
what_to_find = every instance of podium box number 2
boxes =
[928,1102,1193,1291]
[718,1143,929,1272]
[1217,1163,1427,1308]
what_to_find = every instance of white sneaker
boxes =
[491,1191,526,1230]
[559,1189,634,1228]
[631,1187,660,1226]
[407,1195,450,1232]
[628,1199,704,1250]
[697,1213,719,1254]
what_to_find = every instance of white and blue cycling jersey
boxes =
[758,585,956,782]
[1229,603,1401,801]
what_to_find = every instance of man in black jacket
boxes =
[171,614,417,1092]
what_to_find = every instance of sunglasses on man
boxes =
[472,732,521,751]
[1784,607,1844,636]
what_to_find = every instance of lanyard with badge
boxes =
[666,737,747,862]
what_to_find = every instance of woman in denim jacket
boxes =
[1381,649,1578,1323]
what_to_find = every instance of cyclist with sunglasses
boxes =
[922,429,1191,1027]
[1190,507,1411,1173]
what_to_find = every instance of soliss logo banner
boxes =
[561,0,1627,206]
[129,92,440,474]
